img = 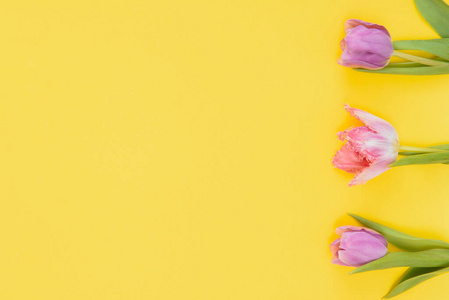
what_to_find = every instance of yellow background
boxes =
[1,0,449,299]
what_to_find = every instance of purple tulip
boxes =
[338,19,394,70]
[330,226,388,267]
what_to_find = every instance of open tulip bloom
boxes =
[331,214,449,298]
[333,105,449,186]
[338,0,449,75]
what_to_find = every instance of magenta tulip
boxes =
[330,226,388,267]
[338,19,394,70]
[332,105,399,186]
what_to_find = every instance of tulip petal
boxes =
[344,104,398,141]
[340,38,347,51]
[337,226,377,236]
[344,19,391,38]
[340,231,388,250]
[338,250,375,267]
[337,226,388,247]
[332,144,370,175]
[330,238,341,256]
[345,126,397,163]
[339,231,388,266]
[349,163,389,186]
[331,257,350,266]
[337,56,390,70]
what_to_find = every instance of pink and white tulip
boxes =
[338,19,394,70]
[330,226,388,267]
[332,105,399,186]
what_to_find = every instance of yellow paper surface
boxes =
[1,0,449,299]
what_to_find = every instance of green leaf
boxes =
[349,214,449,251]
[415,0,449,38]
[350,250,449,274]
[356,65,449,75]
[394,39,449,60]
[391,151,449,167]
[384,267,449,298]
[431,144,449,150]
[398,152,418,156]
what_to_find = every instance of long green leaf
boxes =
[394,39,449,60]
[391,151,449,167]
[415,0,449,38]
[350,250,449,274]
[428,144,449,150]
[433,145,449,165]
[349,214,449,251]
[384,267,449,298]
[356,65,449,75]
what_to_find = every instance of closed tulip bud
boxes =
[338,19,394,70]
[330,226,388,267]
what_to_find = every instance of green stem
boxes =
[393,50,449,67]
[399,145,447,153]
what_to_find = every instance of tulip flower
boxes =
[338,19,394,70]
[332,105,399,186]
[337,18,449,74]
[333,105,449,185]
[332,214,449,298]
[330,225,388,267]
